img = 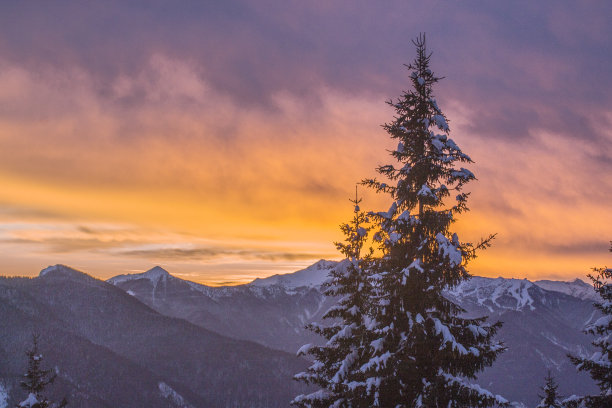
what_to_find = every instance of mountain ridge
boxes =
[1,262,599,407]
[105,261,595,302]
[106,260,600,406]
[0,267,309,408]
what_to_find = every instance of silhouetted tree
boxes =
[568,243,611,408]
[16,334,67,408]
[360,34,506,407]
[536,371,562,408]
[294,34,507,408]
[294,188,376,407]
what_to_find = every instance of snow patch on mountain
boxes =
[446,277,538,311]
[248,259,338,289]
[108,266,172,301]
[158,382,193,408]
[0,382,8,408]
[38,265,97,283]
[40,264,64,277]
[184,280,241,300]
[184,280,214,295]
[108,266,170,286]
[534,348,562,371]
[541,331,572,352]
[39,264,84,278]
[534,278,598,301]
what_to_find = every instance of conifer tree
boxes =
[16,334,67,408]
[536,371,563,408]
[359,34,506,407]
[293,188,375,407]
[568,243,611,408]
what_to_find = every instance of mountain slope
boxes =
[109,263,600,406]
[248,260,337,289]
[445,276,598,404]
[0,276,207,408]
[534,278,600,301]
[109,262,338,352]
[0,265,308,408]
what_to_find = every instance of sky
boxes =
[0,0,610,285]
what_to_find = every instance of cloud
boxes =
[118,246,324,262]
[0,237,123,253]
[0,218,332,276]
[0,56,391,228]
[0,202,68,220]
[3,2,612,151]
[0,1,611,282]
[0,220,144,253]
[2,1,609,117]
[502,238,610,257]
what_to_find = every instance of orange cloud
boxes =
[0,54,610,283]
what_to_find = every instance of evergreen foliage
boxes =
[359,32,506,408]
[536,371,563,408]
[568,243,612,408]
[293,189,376,407]
[16,334,67,408]
[294,34,506,407]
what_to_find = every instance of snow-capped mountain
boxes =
[108,262,600,406]
[443,275,599,404]
[108,265,171,285]
[534,278,600,301]
[248,259,337,289]
[446,276,539,312]
[109,262,337,353]
[0,261,601,407]
[0,265,308,408]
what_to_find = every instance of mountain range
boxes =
[0,265,309,408]
[109,260,600,406]
[0,261,602,407]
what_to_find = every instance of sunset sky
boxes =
[0,1,610,285]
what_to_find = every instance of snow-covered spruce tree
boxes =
[568,243,611,408]
[293,190,376,407]
[16,334,67,408]
[536,371,563,408]
[360,34,506,407]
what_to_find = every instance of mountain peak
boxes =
[534,278,598,301]
[248,259,339,289]
[144,266,170,278]
[446,276,540,312]
[39,264,91,280]
[107,266,172,286]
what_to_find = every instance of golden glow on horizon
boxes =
[0,56,610,284]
